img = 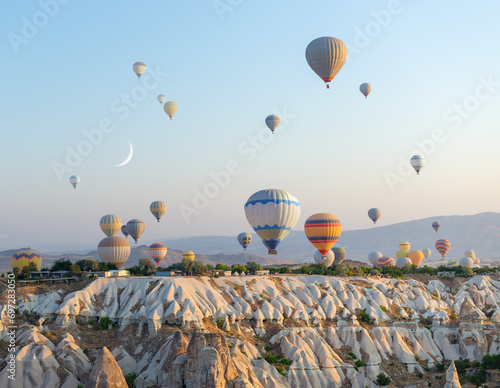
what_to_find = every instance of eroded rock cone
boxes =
[83,347,128,388]
[444,361,462,388]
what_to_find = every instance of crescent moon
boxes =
[114,141,134,167]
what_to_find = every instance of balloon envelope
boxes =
[464,250,476,260]
[458,256,473,268]
[133,62,146,78]
[396,249,409,259]
[163,101,178,119]
[399,242,411,251]
[314,250,335,267]
[368,251,382,266]
[183,251,195,261]
[244,189,301,254]
[304,213,342,256]
[121,225,129,238]
[410,155,425,175]
[396,257,412,268]
[435,239,451,258]
[149,243,167,265]
[432,221,441,232]
[422,248,431,259]
[359,83,372,98]
[150,201,167,222]
[69,175,80,189]
[331,247,346,265]
[237,233,252,250]
[157,94,166,104]
[408,250,424,266]
[11,249,42,272]
[367,208,381,224]
[376,256,396,267]
[97,236,131,270]
[265,115,280,134]
[100,215,122,237]
[126,219,145,244]
[305,37,347,88]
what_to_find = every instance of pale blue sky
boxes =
[1,1,500,251]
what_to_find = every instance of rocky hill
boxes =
[1,273,500,387]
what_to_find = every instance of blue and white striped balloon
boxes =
[410,155,425,175]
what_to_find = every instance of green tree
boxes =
[246,261,262,273]
[21,261,39,278]
[99,261,117,271]
[70,264,81,274]
[181,257,194,274]
[334,263,349,276]
[215,263,231,271]
[279,267,290,274]
[52,258,72,271]
[75,259,100,272]
[231,264,247,274]
[192,261,207,275]
[139,258,156,275]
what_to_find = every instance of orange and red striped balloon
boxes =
[304,213,342,256]
[435,239,451,258]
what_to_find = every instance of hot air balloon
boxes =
[150,201,166,222]
[359,83,372,98]
[149,243,167,266]
[157,94,166,104]
[432,222,441,232]
[376,256,396,267]
[304,213,342,257]
[126,219,145,244]
[314,250,335,267]
[396,257,412,268]
[265,115,280,134]
[97,236,131,270]
[422,248,431,259]
[11,250,42,273]
[305,37,347,89]
[399,242,411,251]
[237,233,252,250]
[458,256,473,268]
[435,239,451,258]
[133,62,146,78]
[368,251,383,266]
[244,189,301,254]
[99,215,122,237]
[69,175,80,189]
[408,250,424,266]
[183,251,195,261]
[410,155,425,175]
[331,247,346,265]
[368,208,381,224]
[396,249,409,259]
[163,101,178,120]
[447,260,458,267]
[464,250,476,261]
[121,225,129,238]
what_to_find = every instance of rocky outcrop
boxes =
[83,347,128,388]
[444,361,462,388]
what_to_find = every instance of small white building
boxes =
[255,270,270,276]
[222,271,232,277]
[105,270,130,277]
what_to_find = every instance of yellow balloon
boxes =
[399,241,411,251]
[396,249,409,259]
[11,250,42,273]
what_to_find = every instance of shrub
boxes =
[259,293,265,298]
[280,357,291,365]
[379,305,387,312]
[265,353,278,363]
[97,317,112,330]
[277,366,286,376]
[450,311,458,320]
[234,285,239,291]
[355,360,365,367]
[414,354,420,361]
[216,318,224,329]
[436,362,446,372]
[347,352,357,360]
[125,372,136,388]
[376,373,391,386]
[455,359,470,374]
[83,348,89,355]
[358,311,372,324]
[482,354,500,369]
[282,312,288,320]
[467,368,486,386]
[417,372,424,378]
[265,346,272,352]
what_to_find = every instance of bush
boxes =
[216,318,224,329]
[97,317,112,330]
[455,359,470,374]
[414,354,420,361]
[376,373,391,386]
[125,372,136,388]
[467,368,486,386]
[234,285,239,291]
[482,354,500,369]
[265,353,278,364]
[347,352,357,360]
[265,346,272,352]
[379,305,387,312]
[277,365,286,376]
[436,362,446,372]
[450,311,458,320]
[355,360,365,367]
[358,311,373,324]
[417,372,424,378]
[279,357,291,365]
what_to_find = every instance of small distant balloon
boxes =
[265,115,280,134]
[314,250,335,267]
[121,225,129,238]
[435,239,451,258]
[164,101,178,120]
[237,233,252,250]
[368,208,381,224]
[359,83,372,98]
[133,62,146,79]
[410,155,425,175]
[432,221,441,232]
[149,243,167,266]
[69,175,80,190]
[376,256,396,268]
[183,251,195,261]
[126,219,145,244]
[157,94,166,104]
[422,248,431,259]
[331,247,346,265]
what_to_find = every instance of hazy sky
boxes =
[2,1,500,251]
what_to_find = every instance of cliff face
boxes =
[1,274,500,387]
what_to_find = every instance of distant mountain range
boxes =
[2,212,499,273]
